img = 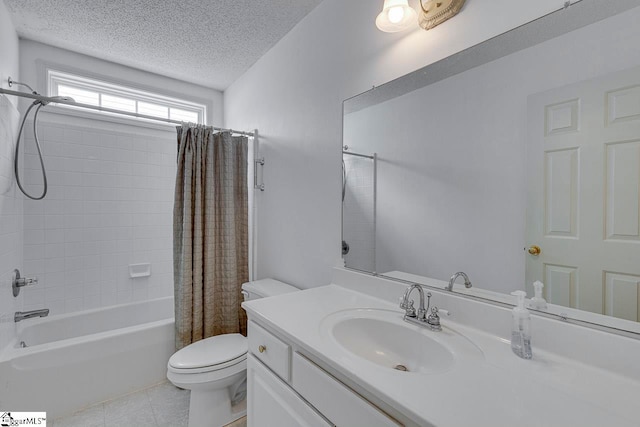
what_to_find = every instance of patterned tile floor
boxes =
[51,381,247,426]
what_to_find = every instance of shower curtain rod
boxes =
[343,150,374,160]
[0,88,255,137]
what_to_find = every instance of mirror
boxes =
[342,0,640,334]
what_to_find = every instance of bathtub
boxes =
[0,297,175,419]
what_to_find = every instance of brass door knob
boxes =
[528,245,541,256]
[258,345,267,353]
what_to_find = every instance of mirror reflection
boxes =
[342,2,640,331]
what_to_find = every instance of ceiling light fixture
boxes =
[376,0,466,33]
[375,0,418,33]
[418,0,466,30]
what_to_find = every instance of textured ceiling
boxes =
[3,0,323,90]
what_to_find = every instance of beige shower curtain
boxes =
[173,125,249,350]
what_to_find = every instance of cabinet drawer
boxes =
[248,321,291,381]
[293,352,402,427]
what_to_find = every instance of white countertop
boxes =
[243,284,640,427]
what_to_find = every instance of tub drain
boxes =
[393,364,409,372]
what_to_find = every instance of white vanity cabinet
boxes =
[246,320,403,427]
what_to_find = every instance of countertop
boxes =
[242,284,640,427]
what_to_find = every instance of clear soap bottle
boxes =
[530,280,548,310]
[510,290,532,359]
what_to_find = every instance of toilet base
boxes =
[188,387,247,427]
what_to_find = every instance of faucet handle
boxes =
[18,276,38,286]
[427,307,443,331]
[12,269,39,297]
[399,297,416,317]
[398,296,410,309]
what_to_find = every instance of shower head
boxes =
[37,95,76,106]
[50,96,75,102]
[8,77,75,105]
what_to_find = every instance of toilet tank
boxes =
[241,278,298,301]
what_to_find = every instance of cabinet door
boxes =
[247,354,331,427]
[292,352,402,427]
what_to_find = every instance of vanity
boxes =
[242,269,640,427]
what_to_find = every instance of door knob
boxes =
[527,245,541,256]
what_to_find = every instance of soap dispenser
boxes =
[510,290,532,359]
[530,280,548,310]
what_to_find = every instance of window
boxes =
[47,69,207,124]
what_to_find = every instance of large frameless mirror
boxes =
[342,0,640,334]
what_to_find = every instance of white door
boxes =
[526,65,640,321]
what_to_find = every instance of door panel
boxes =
[544,148,579,237]
[605,141,640,241]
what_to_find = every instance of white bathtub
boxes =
[0,297,175,419]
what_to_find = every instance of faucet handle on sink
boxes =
[399,297,416,318]
[427,307,443,331]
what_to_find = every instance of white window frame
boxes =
[46,69,207,126]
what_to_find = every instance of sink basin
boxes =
[321,309,482,374]
[332,316,453,373]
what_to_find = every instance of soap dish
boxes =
[129,263,151,278]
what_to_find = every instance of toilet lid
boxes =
[169,334,247,370]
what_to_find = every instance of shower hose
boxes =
[14,100,48,200]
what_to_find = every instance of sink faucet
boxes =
[399,284,444,331]
[446,272,472,291]
[14,309,49,322]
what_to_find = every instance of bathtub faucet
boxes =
[14,309,49,322]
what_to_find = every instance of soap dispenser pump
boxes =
[530,280,548,310]
[510,290,532,359]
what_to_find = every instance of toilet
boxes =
[167,279,298,427]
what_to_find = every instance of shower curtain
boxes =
[173,124,249,350]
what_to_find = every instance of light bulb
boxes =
[387,6,405,24]
[376,0,417,33]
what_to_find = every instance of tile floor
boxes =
[52,381,190,427]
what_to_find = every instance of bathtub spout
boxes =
[15,309,49,322]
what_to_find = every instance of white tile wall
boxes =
[21,118,176,315]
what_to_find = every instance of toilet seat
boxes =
[168,333,247,374]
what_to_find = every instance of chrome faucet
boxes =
[447,271,472,291]
[399,284,444,331]
[14,309,49,322]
